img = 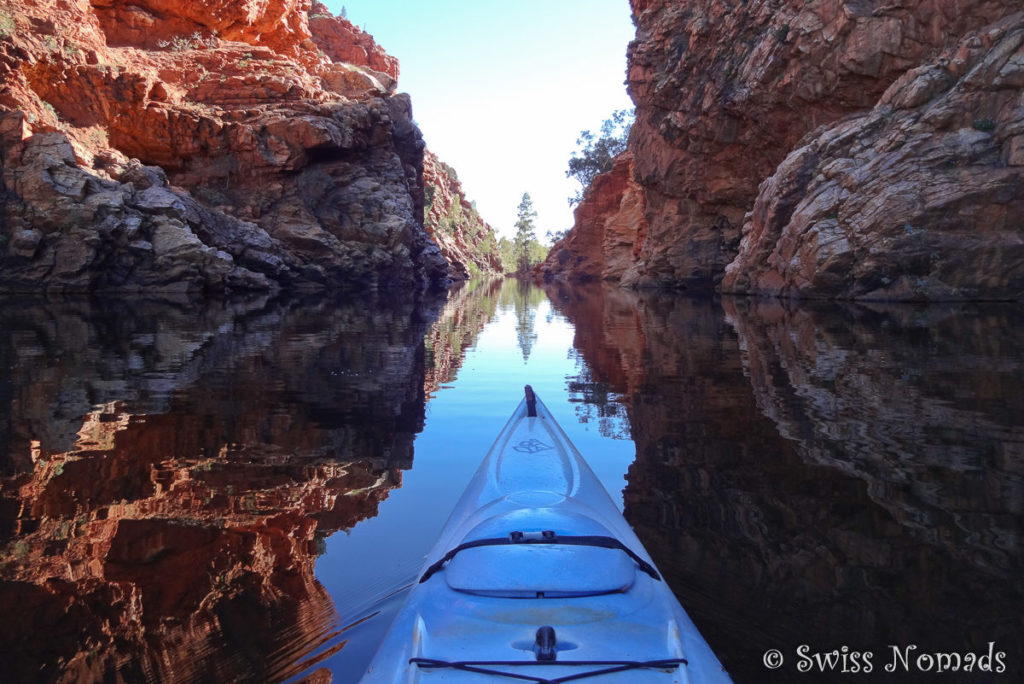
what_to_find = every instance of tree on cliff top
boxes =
[513,192,538,274]
[566,108,633,205]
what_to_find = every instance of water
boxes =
[0,280,1020,683]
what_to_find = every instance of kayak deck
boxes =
[362,387,731,683]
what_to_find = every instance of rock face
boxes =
[538,152,647,283]
[422,149,502,280]
[0,0,448,293]
[308,2,399,82]
[0,293,443,682]
[555,0,1024,299]
[722,16,1024,300]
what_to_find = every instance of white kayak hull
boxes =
[362,387,731,683]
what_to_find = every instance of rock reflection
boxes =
[0,293,443,683]
[424,278,503,397]
[545,283,1022,683]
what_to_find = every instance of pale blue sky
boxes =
[323,1,635,240]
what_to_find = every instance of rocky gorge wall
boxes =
[546,1,1024,301]
[721,14,1024,299]
[423,149,503,280]
[537,151,647,283]
[0,0,453,294]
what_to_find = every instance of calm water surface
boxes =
[0,280,1020,683]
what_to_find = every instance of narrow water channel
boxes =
[0,280,1020,683]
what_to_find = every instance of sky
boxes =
[322,0,636,241]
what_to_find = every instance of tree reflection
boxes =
[567,351,631,440]
[498,279,544,363]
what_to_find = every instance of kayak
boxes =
[362,386,732,683]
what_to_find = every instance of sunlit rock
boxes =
[0,0,448,293]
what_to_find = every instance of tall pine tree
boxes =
[513,192,537,274]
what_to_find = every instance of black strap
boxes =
[419,532,661,583]
[525,384,538,417]
[410,657,688,683]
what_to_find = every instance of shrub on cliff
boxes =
[566,109,633,205]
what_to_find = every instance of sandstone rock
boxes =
[538,152,646,283]
[150,218,203,256]
[92,0,313,56]
[1,124,299,293]
[722,18,1024,301]
[9,229,43,258]
[422,148,503,279]
[320,62,391,98]
[0,0,451,294]
[137,186,187,217]
[118,160,168,190]
[308,2,399,81]
[609,0,1024,294]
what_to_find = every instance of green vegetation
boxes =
[503,192,548,274]
[40,101,58,121]
[314,529,329,556]
[87,128,107,147]
[546,228,568,245]
[423,159,503,273]
[157,31,219,51]
[972,118,996,132]
[566,109,633,205]
[513,192,537,273]
[313,6,347,19]
[0,12,15,38]
[497,235,547,275]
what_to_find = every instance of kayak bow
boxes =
[362,386,731,683]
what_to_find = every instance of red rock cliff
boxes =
[560,0,1023,300]
[308,2,399,81]
[538,151,647,283]
[423,148,502,280]
[722,14,1024,300]
[0,0,448,294]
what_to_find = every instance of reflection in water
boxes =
[0,293,444,683]
[423,278,503,397]
[298,278,640,682]
[2,283,1021,683]
[566,351,632,441]
[503,279,543,362]
[545,282,1023,683]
